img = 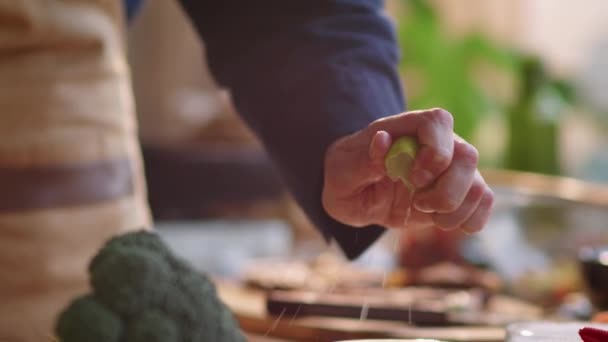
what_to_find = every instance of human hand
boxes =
[322,108,494,233]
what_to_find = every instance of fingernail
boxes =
[370,131,389,160]
[414,199,434,213]
[412,169,433,188]
[461,227,475,235]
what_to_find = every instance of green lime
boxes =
[384,136,419,191]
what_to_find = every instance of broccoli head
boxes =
[91,247,172,316]
[127,311,178,342]
[55,295,122,342]
[56,230,246,342]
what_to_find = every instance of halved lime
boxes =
[384,136,419,191]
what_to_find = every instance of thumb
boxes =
[325,130,392,194]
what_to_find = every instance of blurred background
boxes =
[126,0,608,328]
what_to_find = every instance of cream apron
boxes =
[0,1,150,340]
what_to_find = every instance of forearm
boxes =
[178,0,405,258]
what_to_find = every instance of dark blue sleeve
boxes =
[178,0,406,259]
[124,0,144,21]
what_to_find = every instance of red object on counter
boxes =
[579,327,608,342]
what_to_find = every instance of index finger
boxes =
[369,108,455,189]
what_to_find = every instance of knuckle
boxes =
[455,143,479,166]
[481,188,495,209]
[431,147,452,169]
[426,108,454,128]
[468,182,486,201]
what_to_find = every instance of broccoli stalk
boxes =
[55,230,245,342]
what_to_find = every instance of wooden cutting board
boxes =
[265,288,464,326]
[217,281,508,342]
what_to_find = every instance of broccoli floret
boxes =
[161,271,245,342]
[90,230,194,275]
[215,306,248,342]
[57,231,246,342]
[127,311,178,342]
[89,230,175,272]
[91,247,172,316]
[55,295,122,342]
[161,272,215,327]
[176,268,217,298]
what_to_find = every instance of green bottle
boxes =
[505,57,564,175]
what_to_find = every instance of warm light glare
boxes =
[599,251,608,266]
[521,330,534,337]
